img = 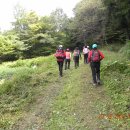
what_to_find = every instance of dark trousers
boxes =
[90,62,100,83]
[84,54,88,64]
[65,59,70,70]
[74,56,79,68]
[57,61,64,76]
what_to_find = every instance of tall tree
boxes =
[103,0,130,42]
[69,0,105,47]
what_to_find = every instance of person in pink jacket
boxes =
[65,48,71,70]
[83,45,90,64]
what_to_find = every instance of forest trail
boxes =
[10,62,111,130]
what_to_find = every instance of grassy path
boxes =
[10,61,112,130]
[44,64,111,130]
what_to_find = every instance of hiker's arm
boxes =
[64,51,66,59]
[99,50,104,60]
[88,51,92,63]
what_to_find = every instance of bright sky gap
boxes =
[0,0,81,31]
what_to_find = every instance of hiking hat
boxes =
[66,48,69,51]
[92,44,97,49]
[87,46,89,48]
[59,45,63,48]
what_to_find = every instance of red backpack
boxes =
[55,50,65,59]
[91,50,100,62]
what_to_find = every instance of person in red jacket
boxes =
[88,43,104,86]
[54,45,66,77]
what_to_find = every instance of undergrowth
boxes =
[100,48,130,129]
[0,55,58,129]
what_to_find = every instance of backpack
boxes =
[73,50,80,57]
[83,48,89,54]
[91,50,100,62]
[66,52,71,59]
[55,50,65,59]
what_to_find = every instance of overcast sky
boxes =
[0,0,81,31]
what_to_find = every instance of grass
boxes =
[0,45,130,129]
[0,55,58,129]
[99,49,130,129]
[45,66,84,130]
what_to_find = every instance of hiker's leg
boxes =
[77,57,79,67]
[90,62,96,83]
[68,59,70,69]
[84,54,87,64]
[84,54,86,64]
[74,57,77,68]
[57,61,60,71]
[96,62,100,81]
[65,59,67,70]
[75,61,77,68]
[59,62,63,76]
[86,54,88,63]
[75,57,78,68]
[61,61,64,76]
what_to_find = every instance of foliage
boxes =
[103,0,130,42]
[120,40,130,59]
[11,7,71,58]
[101,50,130,129]
[68,0,105,47]
[0,35,27,61]
[0,55,57,129]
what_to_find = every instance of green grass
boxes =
[0,55,58,129]
[45,67,84,130]
[0,45,130,129]
[100,49,130,129]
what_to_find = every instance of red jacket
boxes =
[88,49,104,63]
[54,49,66,62]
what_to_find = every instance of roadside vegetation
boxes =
[0,55,58,129]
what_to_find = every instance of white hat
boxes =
[59,45,63,48]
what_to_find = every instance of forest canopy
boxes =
[0,0,130,61]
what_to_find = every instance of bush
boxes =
[120,40,130,59]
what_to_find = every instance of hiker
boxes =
[54,45,66,77]
[73,47,81,69]
[88,43,104,86]
[83,45,90,64]
[65,48,71,70]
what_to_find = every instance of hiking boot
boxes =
[93,83,96,86]
[59,74,63,77]
[97,80,100,85]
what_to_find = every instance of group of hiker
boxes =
[54,43,104,86]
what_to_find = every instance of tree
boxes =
[69,0,105,47]
[50,8,69,32]
[103,0,130,42]
[0,35,27,61]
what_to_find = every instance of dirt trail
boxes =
[10,80,65,130]
[75,65,111,130]
[10,63,110,130]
